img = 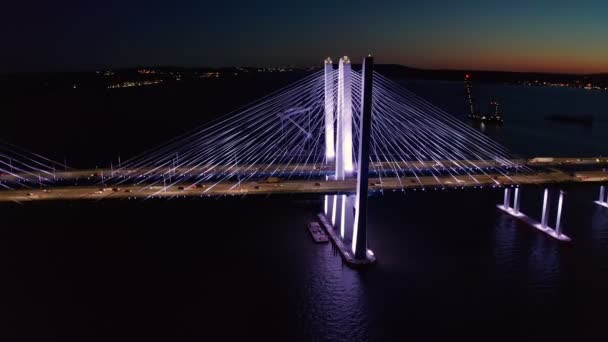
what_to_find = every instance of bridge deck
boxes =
[2,157,608,183]
[2,170,607,203]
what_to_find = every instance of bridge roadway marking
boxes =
[2,157,608,183]
[1,170,607,203]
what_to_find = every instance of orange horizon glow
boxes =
[386,50,608,75]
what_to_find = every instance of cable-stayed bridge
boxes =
[3,56,608,265]
[0,141,66,189]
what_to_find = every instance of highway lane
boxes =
[2,169,607,203]
[2,156,608,183]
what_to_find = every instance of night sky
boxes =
[2,0,607,73]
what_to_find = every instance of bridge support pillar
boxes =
[497,187,571,242]
[344,195,356,241]
[541,188,550,229]
[325,194,353,241]
[331,193,338,225]
[324,193,334,219]
[503,188,512,210]
[595,185,608,208]
[334,194,346,238]
[513,187,521,214]
[555,190,565,236]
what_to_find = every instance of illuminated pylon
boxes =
[324,58,335,162]
[352,55,374,260]
[333,57,355,239]
[497,187,570,242]
[594,185,608,208]
[323,55,375,263]
[336,56,354,176]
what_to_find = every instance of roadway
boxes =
[2,156,607,183]
[2,169,607,203]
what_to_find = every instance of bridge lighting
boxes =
[555,190,565,235]
[340,195,346,238]
[352,212,359,254]
[541,188,550,228]
[331,195,338,225]
[7,55,550,227]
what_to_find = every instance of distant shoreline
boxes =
[2,64,607,91]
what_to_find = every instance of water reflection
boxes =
[590,206,608,270]
[527,234,560,292]
[298,242,369,342]
[494,208,560,292]
[493,214,519,279]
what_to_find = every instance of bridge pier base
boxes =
[594,185,608,208]
[497,187,571,242]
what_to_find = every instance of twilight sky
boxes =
[2,0,608,73]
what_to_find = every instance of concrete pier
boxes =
[513,187,521,214]
[555,190,565,236]
[541,188,550,228]
[503,188,512,209]
[595,185,608,208]
[318,213,376,267]
[497,187,571,242]
[497,204,571,242]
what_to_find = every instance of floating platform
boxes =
[317,213,376,268]
[307,221,329,243]
[595,200,608,209]
[497,205,571,242]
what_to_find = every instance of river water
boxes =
[2,80,608,341]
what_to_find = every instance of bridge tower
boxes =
[333,57,356,240]
[320,56,375,266]
[336,56,354,176]
[324,58,335,162]
[352,55,374,260]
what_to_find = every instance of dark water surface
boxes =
[2,187,608,341]
[2,79,608,341]
[402,79,608,157]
